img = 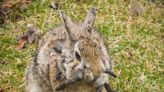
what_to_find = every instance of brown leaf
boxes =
[16,35,28,50]
[16,24,40,49]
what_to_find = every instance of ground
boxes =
[0,0,164,92]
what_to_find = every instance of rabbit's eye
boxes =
[86,27,92,33]
[75,51,81,61]
[53,47,61,53]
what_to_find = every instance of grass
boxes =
[0,0,164,92]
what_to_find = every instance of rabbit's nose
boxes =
[83,63,87,69]
[61,59,65,63]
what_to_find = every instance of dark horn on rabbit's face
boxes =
[83,7,97,27]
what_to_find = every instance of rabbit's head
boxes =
[73,38,103,80]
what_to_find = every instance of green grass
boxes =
[0,0,164,92]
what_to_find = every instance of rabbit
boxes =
[55,8,116,92]
[60,8,115,76]
[25,23,97,92]
[25,7,116,92]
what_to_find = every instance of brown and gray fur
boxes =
[25,24,73,92]
[25,23,99,92]
[55,8,116,92]
[60,8,114,73]
[56,37,114,92]
[25,8,115,92]
[74,38,116,92]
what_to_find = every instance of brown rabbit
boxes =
[25,23,97,92]
[25,8,115,92]
[60,8,114,75]
[55,8,116,92]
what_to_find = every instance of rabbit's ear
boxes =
[60,11,74,31]
[83,8,97,27]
